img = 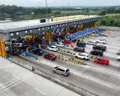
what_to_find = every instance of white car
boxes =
[96,39,107,44]
[117,56,120,61]
[47,45,59,51]
[53,66,70,76]
[75,53,89,60]
[55,42,64,47]
[86,40,97,45]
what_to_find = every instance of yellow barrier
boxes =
[0,36,6,57]
[25,35,32,39]
[91,55,98,59]
[57,54,85,65]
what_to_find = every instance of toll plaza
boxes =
[0,15,101,57]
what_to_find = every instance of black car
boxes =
[73,47,85,52]
[117,50,120,55]
[93,45,106,51]
[12,49,20,56]
[90,50,103,56]
[31,48,43,56]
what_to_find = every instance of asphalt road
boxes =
[13,54,120,96]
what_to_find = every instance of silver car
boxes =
[53,66,70,76]
[86,40,97,45]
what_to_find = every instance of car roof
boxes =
[51,45,57,47]
[55,66,69,70]
[48,53,55,56]
[88,40,96,42]
[99,39,106,41]
[92,50,103,52]
[80,53,88,55]
[94,45,106,47]
[75,47,84,49]
[98,57,108,60]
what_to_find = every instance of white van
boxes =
[53,66,70,76]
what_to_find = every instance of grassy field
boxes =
[105,13,120,17]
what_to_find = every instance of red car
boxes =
[44,53,57,61]
[63,40,71,44]
[94,57,109,65]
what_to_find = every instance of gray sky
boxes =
[0,0,120,7]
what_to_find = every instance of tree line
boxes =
[0,5,120,27]
[0,5,51,20]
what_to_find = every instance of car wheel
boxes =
[106,64,109,66]
[63,74,67,77]
[117,59,120,61]
[53,70,56,73]
[75,56,78,58]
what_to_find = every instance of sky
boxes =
[0,0,120,7]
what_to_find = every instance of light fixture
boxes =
[16,32,19,35]
[38,28,41,31]
[25,31,28,33]
[30,30,32,32]
[11,33,14,36]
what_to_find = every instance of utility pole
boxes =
[45,0,48,18]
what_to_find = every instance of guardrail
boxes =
[99,26,120,32]
[7,55,98,96]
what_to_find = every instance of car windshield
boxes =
[99,39,106,41]
[66,69,69,72]
[79,53,85,56]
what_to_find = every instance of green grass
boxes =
[105,13,120,16]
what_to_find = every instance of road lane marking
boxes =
[0,73,33,93]
[74,71,120,90]
[35,88,47,96]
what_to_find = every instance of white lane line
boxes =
[1,72,30,87]
[87,63,120,79]
[35,88,47,96]
[0,73,33,93]
[0,84,3,88]
[73,71,120,90]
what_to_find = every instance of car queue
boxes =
[10,33,120,77]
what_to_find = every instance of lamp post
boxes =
[45,0,48,18]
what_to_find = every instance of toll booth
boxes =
[0,36,6,57]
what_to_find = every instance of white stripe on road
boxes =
[74,71,120,91]
[35,88,47,96]
[0,73,33,93]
